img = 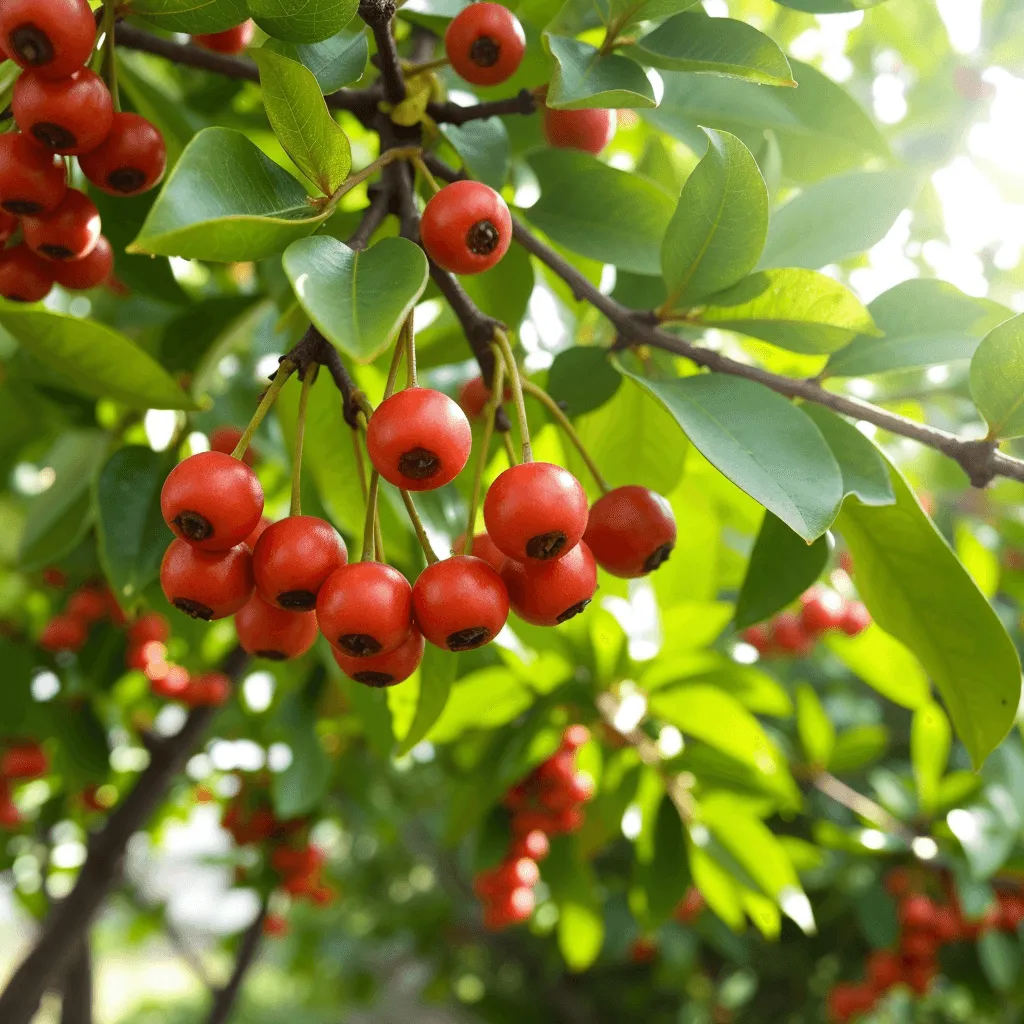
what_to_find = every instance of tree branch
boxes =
[359,0,405,106]
[805,769,917,845]
[59,941,92,1024]
[427,89,537,126]
[346,185,391,252]
[0,647,250,1024]
[205,902,269,1024]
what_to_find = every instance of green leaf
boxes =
[735,512,829,629]
[129,0,250,34]
[694,269,877,355]
[827,725,889,773]
[546,347,622,417]
[283,236,429,363]
[249,0,358,43]
[265,29,369,92]
[546,838,605,971]
[826,280,1010,378]
[396,647,458,756]
[825,625,929,710]
[95,448,172,613]
[633,14,795,87]
[271,684,331,819]
[955,523,1000,599]
[911,702,950,816]
[760,170,918,270]
[642,795,691,924]
[979,930,1019,993]
[546,35,657,110]
[609,0,703,28]
[799,407,895,506]
[252,50,352,195]
[0,303,196,411]
[970,313,1024,439]
[525,149,676,275]
[689,842,745,930]
[796,684,835,767]
[838,464,1021,767]
[440,119,511,190]
[661,129,768,311]
[629,372,842,541]
[132,128,328,261]
[774,0,888,10]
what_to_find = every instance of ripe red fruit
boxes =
[0,0,96,80]
[484,462,589,563]
[483,886,535,930]
[0,133,67,215]
[317,562,413,657]
[160,451,265,551]
[501,540,597,627]
[1,743,48,779]
[0,210,18,244]
[193,20,256,54]
[21,188,100,261]
[331,626,424,688]
[0,788,21,830]
[160,539,254,621]
[39,613,88,652]
[420,180,512,276]
[244,517,271,552]
[13,69,113,154]
[900,929,939,959]
[235,593,318,661]
[630,937,658,964]
[839,600,871,637]
[900,894,938,931]
[510,829,550,862]
[827,983,876,1023]
[367,388,472,491]
[445,3,525,86]
[583,486,676,578]
[675,888,705,924]
[456,532,506,574]
[459,375,509,419]
[902,956,937,995]
[543,107,617,155]
[884,868,912,898]
[412,555,509,651]
[865,950,903,992]
[495,857,540,889]
[562,724,590,750]
[128,613,171,647]
[78,112,167,196]
[739,624,772,654]
[271,844,324,877]
[184,672,231,707]
[800,588,844,635]
[771,612,813,656]
[209,426,257,466]
[52,235,113,291]
[263,914,289,938]
[252,516,347,611]
[0,243,54,302]
[66,587,108,623]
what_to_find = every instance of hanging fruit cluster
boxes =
[0,741,48,830]
[39,580,123,653]
[741,585,871,659]
[0,0,166,301]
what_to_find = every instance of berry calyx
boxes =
[459,375,510,419]
[543,107,617,155]
[412,556,510,652]
[193,20,256,54]
[235,593,318,661]
[252,516,348,611]
[0,133,67,215]
[420,180,512,276]
[0,244,54,302]
[501,540,597,626]
[366,388,472,491]
[484,462,589,563]
[331,627,424,687]
[583,486,676,578]
[445,3,526,87]
[160,451,265,552]
[0,0,96,80]
[12,69,114,155]
[78,112,168,196]
[317,562,413,657]
[52,235,114,291]
[21,188,100,262]
[160,539,255,621]
[39,614,87,652]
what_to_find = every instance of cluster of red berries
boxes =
[0,741,48,830]
[740,585,871,659]
[474,725,594,930]
[0,0,166,301]
[38,580,123,653]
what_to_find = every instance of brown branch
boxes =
[806,770,917,845]
[359,0,406,106]
[205,902,269,1024]
[59,941,92,1024]
[346,185,391,252]
[428,89,537,126]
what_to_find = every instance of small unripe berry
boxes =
[543,107,616,155]
[420,180,512,276]
[445,3,525,87]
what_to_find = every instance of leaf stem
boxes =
[326,146,422,213]
[232,359,296,461]
[289,367,315,517]
[403,56,451,76]
[384,326,407,400]
[464,356,506,557]
[412,155,442,196]
[493,330,532,463]
[405,313,418,388]
[400,489,439,564]
[502,430,517,467]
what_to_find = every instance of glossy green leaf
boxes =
[608,0,703,27]
[525,149,675,275]
[800,406,895,506]
[694,269,877,355]
[629,372,842,541]
[633,14,795,86]
[129,0,250,34]
[265,29,369,92]
[249,0,358,43]
[839,465,1021,767]
[774,0,888,10]
[546,347,622,417]
[0,303,197,411]
[546,35,657,110]
[689,842,745,931]
[132,128,328,261]
[828,725,889,773]
[440,118,511,190]
[796,684,835,767]
[955,523,1000,599]
[912,702,950,816]
[643,795,691,924]
[396,647,458,756]
[283,236,429,363]
[546,839,605,971]
[662,129,768,310]
[825,625,929,709]
[272,684,331,818]
[970,313,1024,439]
[979,930,1019,993]
[252,50,352,195]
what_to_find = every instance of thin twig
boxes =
[428,89,537,126]
[347,186,392,252]
[806,769,917,845]
[204,901,269,1024]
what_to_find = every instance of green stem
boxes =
[401,489,439,564]
[464,356,506,556]
[384,327,406,401]
[353,420,386,562]
[231,360,296,461]
[290,368,315,516]
[502,430,517,467]
[403,56,451,76]
[493,330,532,463]
[412,155,442,196]
[100,1,121,111]
[405,314,418,388]
[361,470,381,562]
[326,146,422,213]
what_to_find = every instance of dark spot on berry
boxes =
[469,35,500,67]
[277,590,316,611]
[643,542,674,574]
[173,510,214,543]
[2,199,44,215]
[398,447,440,481]
[107,168,148,194]
[10,25,54,67]
[4,293,34,303]
[338,633,382,657]
[39,244,75,260]
[526,531,567,560]
[446,626,491,651]
[31,123,76,150]
[556,598,591,624]
[255,649,288,661]
[467,219,500,256]
[173,598,214,621]
[353,670,397,688]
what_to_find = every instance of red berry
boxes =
[494,856,540,889]
[235,592,318,661]
[583,485,676,578]
[771,612,813,656]
[510,829,550,862]
[501,540,597,627]
[865,951,903,992]
[0,243,54,302]
[483,886,535,930]
[412,555,509,652]
[445,3,525,86]
[52,235,113,291]
[839,601,871,637]
[0,0,96,80]
[21,188,100,262]
[484,462,589,563]
[902,956,936,995]
[13,69,113,155]
[209,426,256,466]
[630,937,658,964]
[78,112,167,196]
[263,914,288,938]
[800,588,845,635]
[456,532,506,574]
[739,624,772,653]
[1,743,47,779]
[675,888,705,924]
[0,133,66,215]
[900,894,938,931]
[331,626,424,688]
[568,771,595,803]
[160,451,265,552]
[0,210,18,245]
[66,586,108,624]
[884,868,913,898]
[900,930,939,960]
[562,724,590,750]
[827,983,875,1023]
[271,844,324,877]
[0,791,22,830]
[459,375,509,419]
[128,613,170,647]
[183,672,231,707]
[543,107,616,155]
[366,388,472,491]
[160,539,254,621]
[244,516,272,552]
[252,516,347,612]
[1000,894,1024,931]
[39,613,87,652]
[420,180,512,276]
[932,905,962,943]
[193,20,256,54]
[317,562,413,657]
